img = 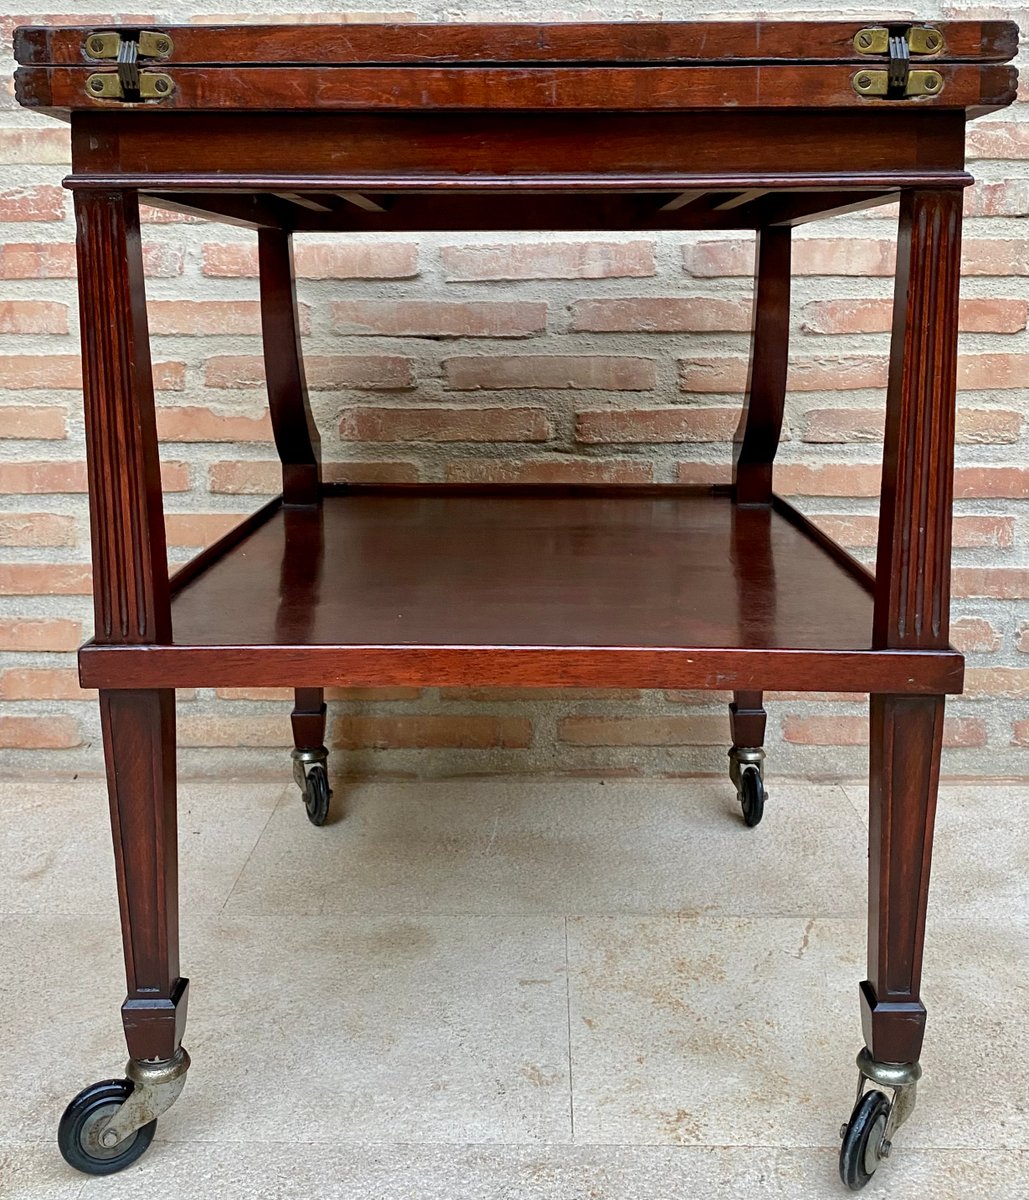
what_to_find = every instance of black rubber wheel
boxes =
[739,767,765,827]
[57,1079,157,1176]
[304,762,332,826]
[839,1089,891,1191]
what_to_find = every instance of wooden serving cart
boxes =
[14,19,1019,1188]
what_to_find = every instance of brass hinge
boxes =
[852,24,944,99]
[84,29,175,102]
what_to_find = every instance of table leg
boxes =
[732,225,791,506]
[259,227,321,506]
[840,187,961,1187]
[59,190,189,1175]
[101,688,188,1062]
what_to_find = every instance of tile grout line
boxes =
[564,914,575,1143]
[217,784,291,914]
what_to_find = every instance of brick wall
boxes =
[1,5,1026,782]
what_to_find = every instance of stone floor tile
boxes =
[0,778,285,916]
[17,1142,1029,1200]
[227,779,867,918]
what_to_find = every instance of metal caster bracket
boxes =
[728,745,764,789]
[292,745,328,791]
[847,1047,922,1156]
[93,1047,190,1151]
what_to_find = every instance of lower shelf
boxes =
[79,486,963,694]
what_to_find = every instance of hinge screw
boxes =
[88,35,107,55]
[924,75,940,91]
[856,32,873,50]
[154,36,171,54]
[923,32,940,51]
[88,76,105,93]
[153,77,170,94]
[855,73,872,90]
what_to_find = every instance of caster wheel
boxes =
[303,762,331,826]
[839,1089,891,1191]
[739,767,765,827]
[58,1079,157,1176]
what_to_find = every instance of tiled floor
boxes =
[2,774,1027,1198]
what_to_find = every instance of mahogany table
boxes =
[14,19,1019,1189]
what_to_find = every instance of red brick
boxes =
[0,128,70,165]
[339,406,549,443]
[442,240,656,280]
[1018,624,1029,654]
[958,299,1029,333]
[800,408,882,443]
[0,355,80,390]
[0,668,93,701]
[0,300,69,334]
[141,243,185,278]
[942,718,989,748]
[952,569,1029,599]
[801,407,1021,445]
[680,356,887,394]
[209,459,418,493]
[1012,721,1029,748]
[951,617,1003,654]
[575,407,738,444]
[802,297,1028,335]
[0,186,65,222]
[0,243,76,279]
[178,715,292,747]
[958,354,1029,390]
[568,297,750,332]
[333,714,532,749]
[165,513,247,548]
[0,513,77,547]
[205,354,414,391]
[0,462,87,493]
[953,467,1029,499]
[157,406,273,442]
[961,240,1029,277]
[147,300,311,336]
[967,122,1029,160]
[202,241,419,279]
[0,460,186,494]
[675,463,732,486]
[0,715,81,749]
[774,464,882,497]
[963,668,1029,699]
[0,405,67,439]
[557,715,727,746]
[0,617,81,651]
[331,299,546,338]
[444,458,653,484]
[964,180,1029,217]
[445,355,656,391]
[807,514,1015,551]
[782,716,868,745]
[0,564,92,595]
[139,204,201,225]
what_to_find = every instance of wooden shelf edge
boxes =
[79,642,964,695]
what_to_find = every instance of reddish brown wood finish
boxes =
[730,692,767,750]
[101,688,187,1062]
[14,21,1019,67]
[861,694,944,1064]
[74,190,170,644]
[873,190,962,652]
[258,229,320,506]
[17,62,1018,116]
